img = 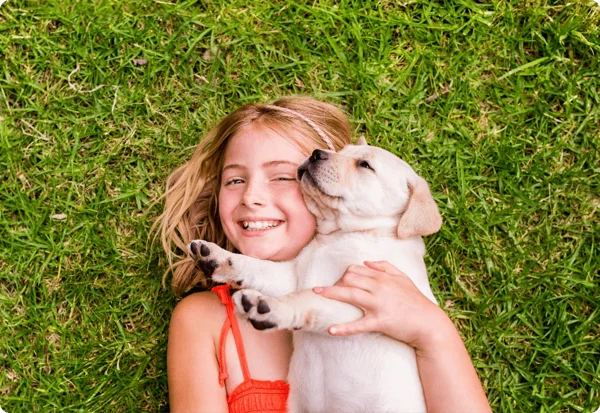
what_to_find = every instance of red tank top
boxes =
[212,285,290,413]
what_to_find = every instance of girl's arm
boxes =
[313,261,491,413]
[167,293,229,413]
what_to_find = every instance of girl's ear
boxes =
[397,176,442,239]
[355,136,368,146]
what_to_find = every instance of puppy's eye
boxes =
[358,160,374,171]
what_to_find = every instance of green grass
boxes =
[1,0,599,411]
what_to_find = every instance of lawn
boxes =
[1,0,599,411]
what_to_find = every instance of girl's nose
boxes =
[241,181,267,207]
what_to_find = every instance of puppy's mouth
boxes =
[298,169,341,200]
[297,159,343,200]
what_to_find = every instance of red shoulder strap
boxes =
[212,285,251,385]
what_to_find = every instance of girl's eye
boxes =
[274,176,296,182]
[225,178,244,186]
[358,160,374,171]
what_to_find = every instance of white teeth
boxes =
[242,221,280,230]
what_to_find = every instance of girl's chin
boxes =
[243,249,281,261]
[239,245,298,262]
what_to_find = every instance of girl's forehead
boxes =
[223,126,308,167]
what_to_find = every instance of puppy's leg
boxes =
[233,289,363,333]
[187,240,297,297]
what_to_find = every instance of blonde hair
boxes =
[154,97,353,297]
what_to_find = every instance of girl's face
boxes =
[218,123,317,261]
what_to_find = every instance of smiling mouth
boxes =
[238,220,283,231]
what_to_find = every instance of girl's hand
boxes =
[314,261,493,412]
[313,261,451,351]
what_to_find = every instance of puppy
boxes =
[188,138,442,413]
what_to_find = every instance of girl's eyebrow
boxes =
[222,160,298,172]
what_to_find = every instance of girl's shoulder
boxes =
[167,290,231,411]
[170,290,227,338]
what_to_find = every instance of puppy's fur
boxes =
[189,140,442,413]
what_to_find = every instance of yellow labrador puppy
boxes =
[189,138,441,413]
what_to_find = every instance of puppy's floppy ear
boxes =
[397,176,442,239]
[355,136,368,146]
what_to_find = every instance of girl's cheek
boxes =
[270,183,304,197]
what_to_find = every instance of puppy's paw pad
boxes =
[250,319,277,330]
[257,300,270,314]
[187,240,236,281]
[233,290,263,314]
[233,290,280,331]
[241,293,254,313]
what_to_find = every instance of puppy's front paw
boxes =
[187,240,242,286]
[232,290,299,331]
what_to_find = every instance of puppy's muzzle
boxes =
[297,149,329,180]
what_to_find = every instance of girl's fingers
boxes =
[364,260,403,275]
[364,261,417,289]
[330,264,380,292]
[345,263,382,278]
[336,270,378,292]
[328,316,377,336]
[313,285,374,308]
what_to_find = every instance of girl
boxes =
[157,97,491,413]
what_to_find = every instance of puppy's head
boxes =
[297,140,442,238]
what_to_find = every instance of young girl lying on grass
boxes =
[156,97,492,413]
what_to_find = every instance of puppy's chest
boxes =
[294,236,385,288]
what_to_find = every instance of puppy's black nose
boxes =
[310,149,328,162]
